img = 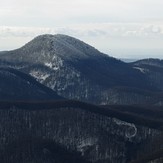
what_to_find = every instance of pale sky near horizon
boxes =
[0,0,163,59]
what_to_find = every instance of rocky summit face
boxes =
[1,34,163,105]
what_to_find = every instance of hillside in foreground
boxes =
[0,100,162,163]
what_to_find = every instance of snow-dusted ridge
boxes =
[22,34,109,62]
[0,34,163,105]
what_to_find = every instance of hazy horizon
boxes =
[0,0,163,59]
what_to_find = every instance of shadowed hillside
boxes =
[0,100,162,163]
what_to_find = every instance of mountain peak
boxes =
[0,34,109,64]
[0,34,162,105]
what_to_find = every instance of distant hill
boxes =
[120,58,138,63]
[131,58,163,90]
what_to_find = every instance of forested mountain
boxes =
[1,34,163,105]
[0,34,163,162]
[0,101,162,163]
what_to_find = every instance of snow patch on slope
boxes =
[30,70,50,83]
[133,67,146,73]
[77,138,97,155]
[113,118,137,139]
[44,62,59,70]
[45,62,53,68]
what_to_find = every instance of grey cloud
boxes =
[0,23,163,58]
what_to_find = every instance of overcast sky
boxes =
[0,0,163,59]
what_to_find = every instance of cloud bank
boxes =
[0,0,163,58]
